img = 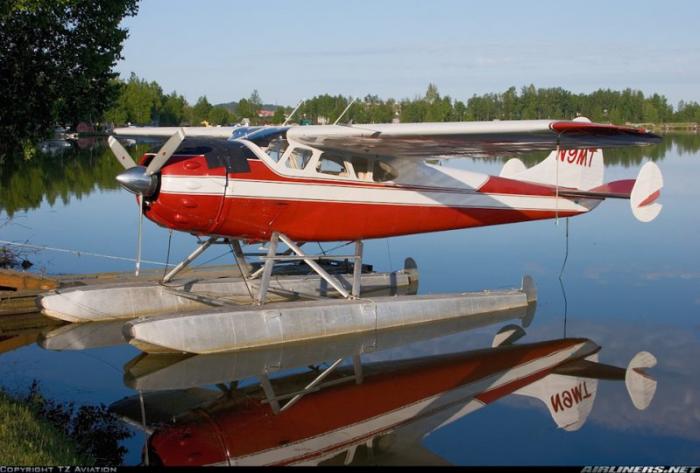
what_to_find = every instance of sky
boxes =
[116,0,700,108]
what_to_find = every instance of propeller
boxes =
[145,128,186,176]
[108,136,137,169]
[107,129,186,276]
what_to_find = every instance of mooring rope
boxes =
[559,217,570,338]
[0,239,168,266]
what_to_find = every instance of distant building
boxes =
[257,109,275,118]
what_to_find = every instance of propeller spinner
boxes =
[107,129,186,275]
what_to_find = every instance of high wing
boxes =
[113,126,237,139]
[286,120,661,159]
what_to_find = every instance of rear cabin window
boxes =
[351,157,372,181]
[373,160,397,182]
[316,154,350,177]
[285,148,313,170]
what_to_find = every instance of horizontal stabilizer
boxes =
[491,324,526,347]
[555,161,662,222]
[630,162,663,222]
[557,180,635,200]
[625,351,657,410]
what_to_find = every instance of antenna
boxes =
[333,98,357,125]
[282,100,305,126]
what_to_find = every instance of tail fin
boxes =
[500,117,604,191]
[515,350,657,430]
[499,112,663,222]
[514,353,599,431]
[500,148,604,191]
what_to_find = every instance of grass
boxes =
[0,389,93,465]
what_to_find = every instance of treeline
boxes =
[104,73,283,126]
[296,85,700,124]
[104,75,700,127]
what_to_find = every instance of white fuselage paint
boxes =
[159,163,592,214]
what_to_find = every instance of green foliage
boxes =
[0,139,139,217]
[191,96,213,125]
[0,389,91,465]
[675,101,700,122]
[0,0,139,159]
[292,84,684,126]
[104,73,163,126]
[160,92,190,126]
[21,381,132,466]
[208,106,234,126]
[272,107,287,124]
[102,77,697,132]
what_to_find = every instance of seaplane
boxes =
[37,116,662,354]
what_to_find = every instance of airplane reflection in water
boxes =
[107,312,657,466]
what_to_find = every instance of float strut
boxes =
[278,233,351,299]
[230,239,253,279]
[162,237,217,283]
[255,233,280,305]
[352,241,363,298]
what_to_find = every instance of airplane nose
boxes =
[116,166,158,197]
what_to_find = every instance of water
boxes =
[0,135,698,465]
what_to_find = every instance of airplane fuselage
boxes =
[141,138,594,242]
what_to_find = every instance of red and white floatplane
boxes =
[38,117,662,354]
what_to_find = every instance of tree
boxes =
[272,107,286,124]
[237,91,263,123]
[160,92,189,126]
[0,0,139,159]
[191,96,213,125]
[208,106,232,126]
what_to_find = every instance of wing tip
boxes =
[550,121,662,144]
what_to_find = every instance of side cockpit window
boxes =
[286,148,313,170]
[266,138,288,163]
[268,142,398,183]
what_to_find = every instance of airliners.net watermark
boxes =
[582,467,698,473]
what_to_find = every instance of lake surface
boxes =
[0,134,698,465]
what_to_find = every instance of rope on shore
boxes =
[0,239,168,266]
